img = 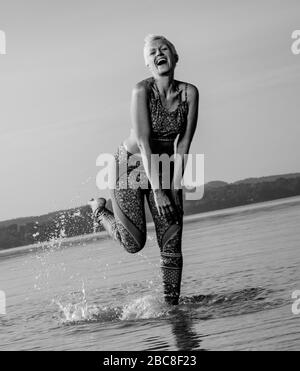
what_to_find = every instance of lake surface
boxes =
[1,197,300,351]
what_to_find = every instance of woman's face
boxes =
[145,39,177,77]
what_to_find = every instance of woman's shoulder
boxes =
[131,78,154,97]
[132,77,152,88]
[176,80,199,97]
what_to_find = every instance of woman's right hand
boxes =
[153,189,178,222]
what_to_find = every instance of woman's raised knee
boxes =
[124,236,146,254]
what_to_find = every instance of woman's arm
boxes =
[172,84,199,192]
[130,81,160,190]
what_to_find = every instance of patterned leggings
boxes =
[95,144,183,305]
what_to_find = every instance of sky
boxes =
[0,0,300,221]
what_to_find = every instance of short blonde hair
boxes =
[143,34,179,66]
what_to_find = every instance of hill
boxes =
[233,173,300,185]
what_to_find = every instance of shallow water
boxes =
[1,197,300,351]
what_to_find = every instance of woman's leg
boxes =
[146,189,184,305]
[93,145,147,254]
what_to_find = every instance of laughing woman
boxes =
[89,34,199,305]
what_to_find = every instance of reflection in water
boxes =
[144,335,171,351]
[169,309,204,351]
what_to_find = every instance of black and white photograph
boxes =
[0,0,300,353]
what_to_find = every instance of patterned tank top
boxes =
[146,77,188,143]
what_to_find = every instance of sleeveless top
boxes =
[146,77,188,143]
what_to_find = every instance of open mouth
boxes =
[156,58,167,66]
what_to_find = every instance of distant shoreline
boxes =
[1,195,299,257]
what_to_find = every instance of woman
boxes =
[89,34,199,305]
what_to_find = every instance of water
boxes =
[1,197,300,351]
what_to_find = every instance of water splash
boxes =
[55,284,170,324]
[54,283,120,323]
[56,295,171,324]
[32,210,84,291]
[55,299,122,324]
[120,295,170,321]
[54,287,284,325]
